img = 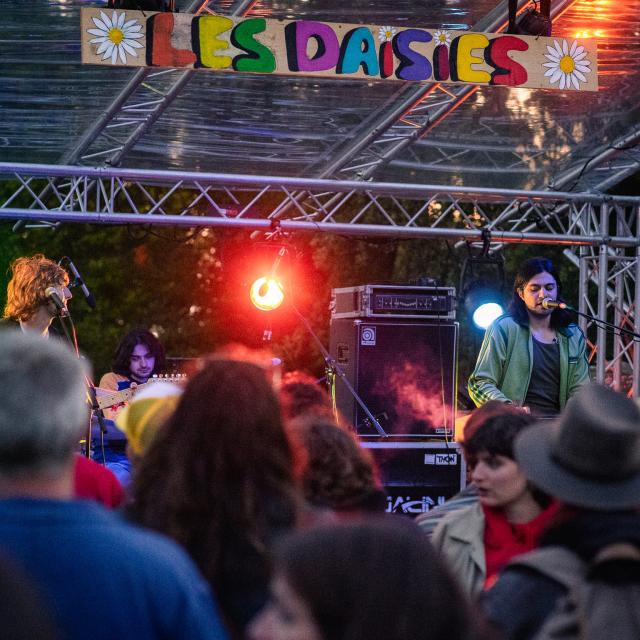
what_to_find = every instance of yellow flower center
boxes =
[385,30,393,39]
[559,55,575,73]
[108,28,124,45]
[438,34,447,43]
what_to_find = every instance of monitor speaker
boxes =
[330,319,458,437]
[362,442,465,516]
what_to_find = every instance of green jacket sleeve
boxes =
[567,326,590,399]
[468,320,513,407]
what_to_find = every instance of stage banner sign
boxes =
[81,9,598,92]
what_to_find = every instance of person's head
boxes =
[463,406,537,512]
[213,343,282,388]
[0,332,87,482]
[515,383,640,511]
[509,256,572,328]
[115,381,182,464]
[249,517,489,640]
[112,328,165,383]
[3,254,71,322]
[279,371,335,424]
[287,416,385,513]
[130,358,300,583]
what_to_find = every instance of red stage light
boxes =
[250,276,285,311]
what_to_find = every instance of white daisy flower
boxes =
[378,25,397,42]
[542,39,591,90]
[433,29,452,47]
[87,10,144,65]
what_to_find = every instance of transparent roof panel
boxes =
[1,0,638,192]
[383,0,640,190]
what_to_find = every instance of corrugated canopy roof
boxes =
[1,0,639,193]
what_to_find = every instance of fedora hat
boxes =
[514,383,640,510]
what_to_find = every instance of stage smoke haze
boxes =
[372,357,451,435]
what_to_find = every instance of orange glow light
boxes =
[250,277,285,311]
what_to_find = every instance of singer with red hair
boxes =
[468,256,589,417]
[1,254,72,338]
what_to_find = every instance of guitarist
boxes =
[95,328,166,485]
[99,328,166,420]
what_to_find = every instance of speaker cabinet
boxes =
[362,441,465,516]
[330,319,458,437]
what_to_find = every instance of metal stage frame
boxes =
[2,161,640,396]
[1,0,639,394]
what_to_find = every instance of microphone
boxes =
[45,287,69,317]
[61,258,96,309]
[542,298,568,310]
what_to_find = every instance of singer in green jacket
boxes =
[468,257,590,417]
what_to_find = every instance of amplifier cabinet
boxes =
[362,441,465,516]
[330,319,458,437]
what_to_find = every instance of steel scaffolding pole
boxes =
[595,204,609,383]
[3,164,640,252]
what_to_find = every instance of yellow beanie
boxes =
[115,382,182,456]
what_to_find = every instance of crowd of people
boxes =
[1,253,639,640]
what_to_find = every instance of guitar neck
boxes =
[95,374,187,411]
[96,382,145,411]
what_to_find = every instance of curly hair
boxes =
[288,416,385,512]
[128,359,301,637]
[111,328,166,377]
[279,370,335,423]
[508,256,573,329]
[3,255,68,322]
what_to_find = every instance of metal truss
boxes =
[3,161,640,395]
[258,0,639,226]
[573,205,640,396]
[1,162,638,239]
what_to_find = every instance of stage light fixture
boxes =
[464,283,505,330]
[248,244,288,311]
[507,0,552,37]
[459,233,506,331]
[250,276,285,311]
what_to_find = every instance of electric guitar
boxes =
[95,374,187,411]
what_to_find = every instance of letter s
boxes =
[485,35,528,86]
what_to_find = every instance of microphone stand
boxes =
[56,309,108,458]
[289,301,387,436]
[560,304,640,341]
[257,238,385,435]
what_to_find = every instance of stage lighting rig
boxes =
[507,0,552,37]
[459,232,506,330]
